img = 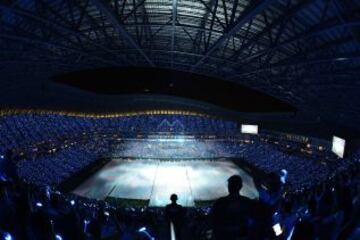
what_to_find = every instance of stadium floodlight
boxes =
[331,136,346,158]
[241,124,258,134]
[70,200,75,206]
[36,202,43,207]
[0,155,4,159]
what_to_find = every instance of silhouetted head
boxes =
[227,175,243,195]
[170,194,178,203]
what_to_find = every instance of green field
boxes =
[105,196,150,207]
[194,200,215,207]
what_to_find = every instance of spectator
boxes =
[211,175,254,240]
[165,194,185,240]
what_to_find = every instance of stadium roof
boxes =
[0,0,360,130]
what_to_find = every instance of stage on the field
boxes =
[73,159,258,207]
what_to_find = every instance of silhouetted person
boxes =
[211,175,254,240]
[251,171,287,239]
[165,194,185,240]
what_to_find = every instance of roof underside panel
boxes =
[0,0,359,128]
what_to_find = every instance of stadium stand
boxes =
[0,111,359,239]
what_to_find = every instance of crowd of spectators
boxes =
[14,138,111,188]
[0,112,359,239]
[10,134,355,196]
[238,143,347,192]
[0,113,238,153]
[0,157,359,239]
[17,148,100,187]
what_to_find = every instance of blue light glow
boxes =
[3,232,12,240]
[280,169,288,184]
[0,175,7,181]
[138,227,147,232]
[83,220,90,232]
[55,234,62,240]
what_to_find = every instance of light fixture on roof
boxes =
[335,57,348,61]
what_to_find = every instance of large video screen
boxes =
[241,124,258,134]
[332,136,346,158]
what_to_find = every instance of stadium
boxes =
[0,0,360,240]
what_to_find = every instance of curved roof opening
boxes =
[54,67,296,112]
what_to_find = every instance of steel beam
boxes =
[192,0,278,69]
[229,0,314,61]
[0,33,119,66]
[228,53,360,78]
[0,2,131,65]
[171,0,177,67]
[240,20,360,66]
[91,0,155,66]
